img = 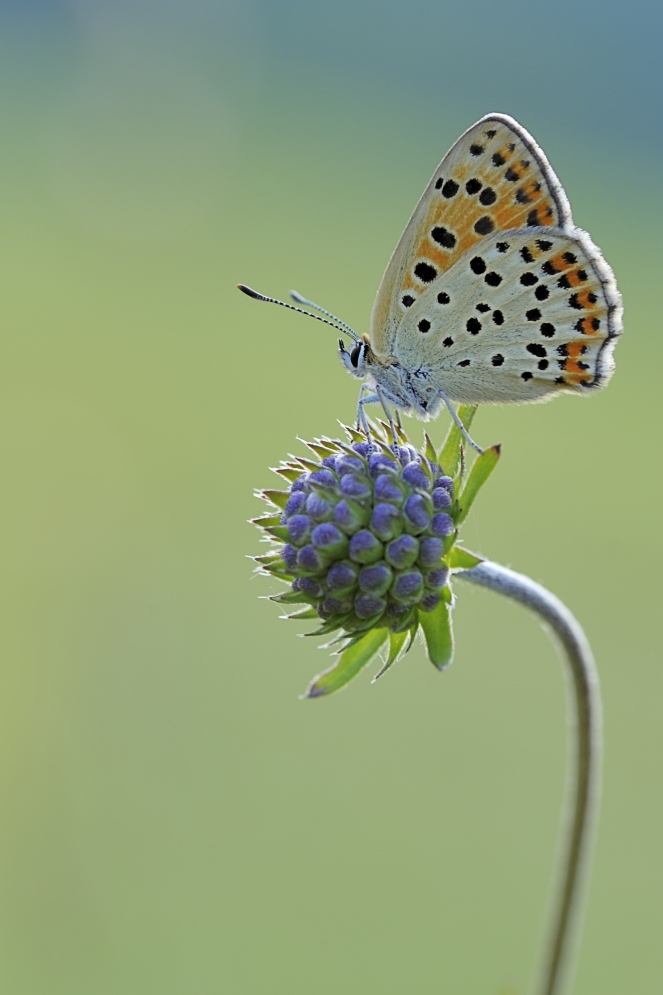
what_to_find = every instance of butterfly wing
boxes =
[392,227,622,404]
[371,113,573,358]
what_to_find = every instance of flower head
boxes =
[253,408,499,696]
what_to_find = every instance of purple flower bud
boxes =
[420,592,441,612]
[349,529,384,564]
[418,536,444,568]
[374,474,404,503]
[309,468,337,489]
[434,475,454,494]
[386,602,409,617]
[291,475,309,492]
[321,455,338,468]
[285,491,307,516]
[370,503,403,541]
[282,544,299,570]
[287,514,313,546]
[298,577,325,599]
[340,474,371,499]
[403,493,431,534]
[354,593,387,619]
[425,566,449,591]
[333,498,366,535]
[335,454,364,475]
[312,522,348,557]
[306,492,334,521]
[321,595,353,617]
[358,562,393,597]
[392,569,424,605]
[432,487,452,511]
[368,452,397,477]
[352,441,372,457]
[397,445,417,466]
[431,513,454,538]
[385,534,419,570]
[297,544,327,574]
[327,560,358,594]
[402,462,431,491]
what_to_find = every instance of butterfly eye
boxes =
[350,344,362,368]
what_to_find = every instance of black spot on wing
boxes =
[465,178,482,194]
[437,292,450,305]
[442,180,459,198]
[431,226,456,249]
[466,317,482,335]
[470,256,486,274]
[414,261,437,284]
[474,216,494,235]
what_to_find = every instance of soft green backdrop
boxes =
[0,1,661,992]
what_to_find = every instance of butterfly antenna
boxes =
[289,290,359,341]
[237,285,359,342]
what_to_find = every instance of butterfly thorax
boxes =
[339,335,443,420]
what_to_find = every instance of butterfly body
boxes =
[343,113,621,419]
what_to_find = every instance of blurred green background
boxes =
[0,1,661,992]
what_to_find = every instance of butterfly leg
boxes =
[375,385,398,446]
[437,389,483,455]
[356,388,380,450]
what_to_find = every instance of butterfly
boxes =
[238,113,622,452]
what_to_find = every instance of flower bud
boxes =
[431,513,454,538]
[287,514,313,546]
[385,534,419,570]
[370,503,403,542]
[403,493,431,534]
[374,474,404,504]
[311,522,348,558]
[340,474,371,499]
[418,536,444,569]
[392,569,424,606]
[354,593,387,619]
[306,492,335,522]
[327,560,359,595]
[297,544,327,575]
[432,487,452,511]
[349,529,384,564]
[358,562,393,597]
[401,462,432,491]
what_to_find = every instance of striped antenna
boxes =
[237,285,359,342]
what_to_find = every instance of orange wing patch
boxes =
[399,120,563,301]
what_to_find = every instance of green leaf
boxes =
[295,456,321,473]
[270,590,313,605]
[285,607,320,620]
[259,489,289,510]
[252,513,283,528]
[264,525,290,541]
[418,599,454,671]
[305,612,354,637]
[438,405,477,478]
[305,628,389,697]
[423,432,438,465]
[341,423,365,443]
[456,444,501,524]
[372,630,409,682]
[447,546,484,569]
[274,466,305,483]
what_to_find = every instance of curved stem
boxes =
[455,561,602,995]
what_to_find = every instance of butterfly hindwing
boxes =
[391,227,622,404]
[371,113,573,360]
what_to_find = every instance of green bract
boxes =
[252,406,499,696]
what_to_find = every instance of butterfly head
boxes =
[339,334,372,380]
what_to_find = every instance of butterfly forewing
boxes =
[371,113,573,359]
[391,227,622,404]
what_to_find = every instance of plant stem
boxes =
[455,561,602,995]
